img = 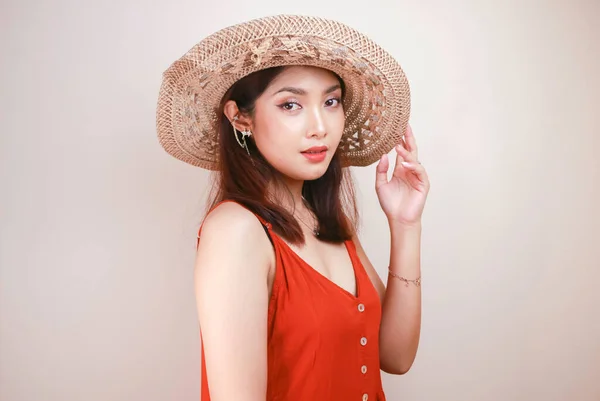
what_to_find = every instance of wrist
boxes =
[388,269,422,287]
[388,219,422,232]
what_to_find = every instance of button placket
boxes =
[358,300,369,398]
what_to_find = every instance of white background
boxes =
[1,0,599,400]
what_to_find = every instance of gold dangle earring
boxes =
[232,115,252,156]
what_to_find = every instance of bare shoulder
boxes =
[197,201,273,270]
[201,201,266,238]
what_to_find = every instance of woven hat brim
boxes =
[157,15,410,170]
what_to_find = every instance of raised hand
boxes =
[375,124,430,226]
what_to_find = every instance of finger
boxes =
[398,136,408,150]
[400,161,428,184]
[394,143,418,166]
[392,144,408,178]
[375,154,389,189]
[404,123,418,158]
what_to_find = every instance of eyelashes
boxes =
[325,97,341,107]
[279,101,301,111]
[278,97,342,111]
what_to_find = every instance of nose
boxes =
[307,107,327,139]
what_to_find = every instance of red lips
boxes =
[301,146,328,163]
[301,146,328,154]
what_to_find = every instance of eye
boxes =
[325,97,341,107]
[279,101,301,111]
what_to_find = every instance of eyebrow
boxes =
[273,84,342,96]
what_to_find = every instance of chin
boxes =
[302,170,328,181]
[269,153,333,182]
[299,162,332,180]
[280,163,329,182]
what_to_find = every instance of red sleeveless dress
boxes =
[197,201,386,401]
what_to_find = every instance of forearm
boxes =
[379,220,422,374]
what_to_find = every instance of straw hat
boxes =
[156,14,410,170]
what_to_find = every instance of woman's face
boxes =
[251,66,345,181]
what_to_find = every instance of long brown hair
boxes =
[205,66,359,245]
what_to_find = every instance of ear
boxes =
[223,100,253,132]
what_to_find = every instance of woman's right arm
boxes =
[194,203,273,401]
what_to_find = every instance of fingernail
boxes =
[401,162,411,167]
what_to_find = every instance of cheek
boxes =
[329,113,346,144]
[254,114,298,151]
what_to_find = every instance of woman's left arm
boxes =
[379,221,422,374]
[352,227,421,375]
[356,123,430,375]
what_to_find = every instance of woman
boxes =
[157,15,430,401]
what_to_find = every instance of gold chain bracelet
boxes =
[388,270,421,287]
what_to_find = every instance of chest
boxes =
[269,235,382,336]
[268,248,382,349]
[286,237,358,297]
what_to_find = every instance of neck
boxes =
[270,176,320,237]
[282,176,305,210]
[265,175,306,212]
[280,176,319,237]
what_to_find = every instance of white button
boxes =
[358,303,365,312]
[361,365,367,374]
[362,394,369,401]
[360,337,367,346]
